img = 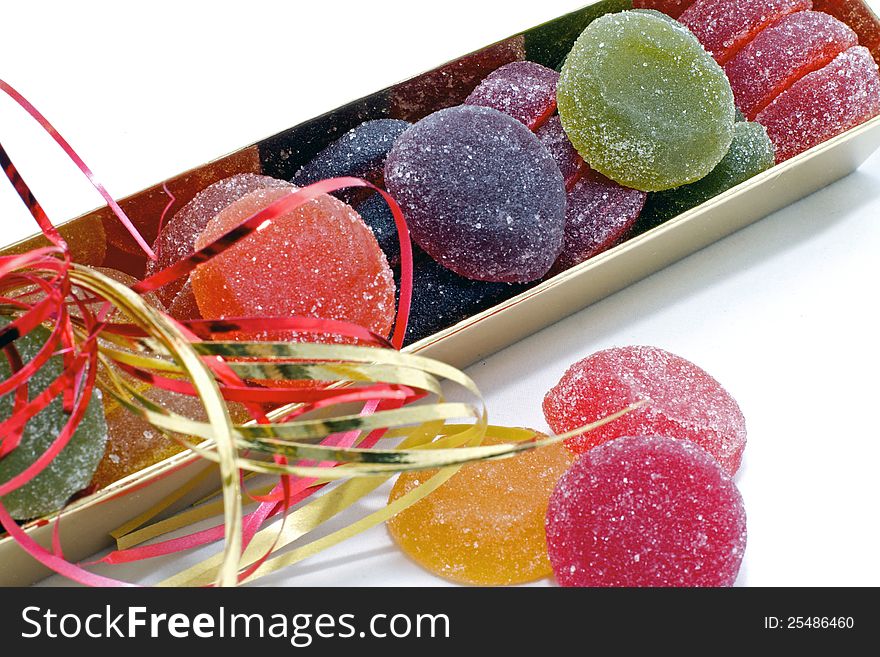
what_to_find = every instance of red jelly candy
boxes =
[813,0,880,57]
[725,11,858,120]
[536,115,586,191]
[545,436,747,587]
[756,45,880,162]
[543,346,746,476]
[679,0,812,65]
[548,168,646,276]
[465,61,559,130]
[632,0,696,19]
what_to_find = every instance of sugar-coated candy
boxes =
[167,281,201,321]
[90,267,165,318]
[385,105,566,283]
[291,119,411,207]
[354,194,402,268]
[557,11,735,191]
[814,0,880,60]
[545,436,747,587]
[402,257,527,345]
[548,168,646,275]
[725,11,858,120]
[756,45,880,162]
[543,345,746,475]
[0,322,107,519]
[191,187,395,340]
[632,0,696,18]
[465,61,559,130]
[147,174,292,307]
[640,122,775,227]
[679,0,812,66]
[388,434,573,585]
[535,115,586,190]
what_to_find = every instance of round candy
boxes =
[354,193,403,268]
[465,61,559,130]
[543,345,746,476]
[545,436,747,587]
[191,186,395,341]
[385,105,566,282]
[387,434,573,585]
[557,11,735,192]
[535,115,586,191]
[639,121,775,228]
[0,322,108,519]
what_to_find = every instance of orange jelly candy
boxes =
[387,435,574,585]
[191,187,396,341]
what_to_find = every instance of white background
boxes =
[2,0,879,586]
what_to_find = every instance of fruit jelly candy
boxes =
[464,61,559,130]
[557,11,735,192]
[390,37,525,122]
[191,187,395,342]
[384,105,566,283]
[679,0,812,66]
[548,168,646,276]
[401,257,528,346]
[354,194,403,268]
[632,0,696,19]
[147,174,293,307]
[388,433,573,585]
[0,321,107,520]
[543,345,746,476]
[291,119,411,207]
[89,267,165,320]
[167,281,202,321]
[545,436,746,587]
[535,115,586,191]
[813,0,880,57]
[639,121,775,228]
[756,45,880,162]
[725,11,858,120]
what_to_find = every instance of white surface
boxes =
[2,0,879,586]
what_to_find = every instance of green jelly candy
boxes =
[640,122,775,227]
[0,321,108,520]
[557,10,735,192]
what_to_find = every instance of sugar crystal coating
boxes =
[640,121,775,227]
[291,119,411,207]
[535,115,586,190]
[545,436,747,587]
[388,434,573,585]
[147,174,292,307]
[354,194,403,268]
[756,45,880,162]
[465,61,559,130]
[813,0,880,60]
[725,11,858,120]
[0,322,107,519]
[679,0,812,65]
[385,105,566,282]
[191,187,395,341]
[557,11,736,191]
[548,168,646,276]
[543,345,746,475]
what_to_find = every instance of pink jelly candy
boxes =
[543,345,746,476]
[725,11,858,120]
[632,0,697,19]
[465,61,559,130]
[147,174,292,307]
[814,0,880,59]
[536,115,586,191]
[548,168,646,275]
[756,45,880,162]
[679,0,812,65]
[545,435,747,587]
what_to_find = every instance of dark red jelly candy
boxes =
[548,168,646,276]
[756,45,880,162]
[385,105,566,283]
[632,0,697,19]
[535,115,586,190]
[543,345,746,476]
[813,0,880,59]
[465,61,559,130]
[725,11,858,120]
[679,0,812,65]
[545,436,747,587]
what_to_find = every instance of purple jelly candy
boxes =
[549,168,646,275]
[385,106,566,283]
[465,61,559,130]
[536,114,586,191]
